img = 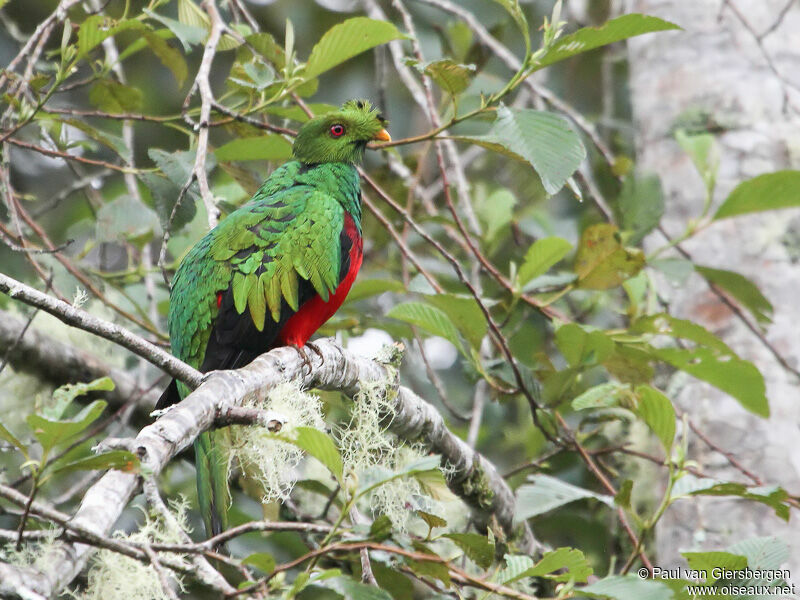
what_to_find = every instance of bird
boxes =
[155,99,390,537]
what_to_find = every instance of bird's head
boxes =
[292,99,390,165]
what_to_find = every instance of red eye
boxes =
[330,124,345,137]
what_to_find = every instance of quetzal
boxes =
[156,99,390,536]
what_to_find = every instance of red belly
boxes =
[278,214,362,347]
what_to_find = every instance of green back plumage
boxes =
[165,99,388,538]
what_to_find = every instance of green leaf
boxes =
[177,0,209,31]
[580,575,673,600]
[325,575,394,599]
[681,551,746,581]
[304,17,405,80]
[655,347,768,417]
[671,475,789,520]
[144,9,206,51]
[0,422,27,455]
[571,383,626,411]
[89,79,143,113]
[618,174,664,245]
[369,514,394,541]
[139,172,197,232]
[518,237,572,287]
[632,313,732,354]
[50,450,140,475]
[387,302,465,355]
[424,59,475,96]
[414,467,457,502]
[443,533,495,569]
[287,426,343,482]
[345,279,405,303]
[263,103,338,123]
[454,107,585,195]
[675,129,718,194]
[77,16,144,59]
[695,265,773,325]
[490,0,529,43]
[424,293,487,351]
[512,547,593,583]
[476,188,516,242]
[555,323,614,367]
[727,536,790,570]
[144,31,188,87]
[574,224,645,289]
[534,14,681,71]
[47,377,114,420]
[242,552,276,574]
[96,195,158,243]
[416,510,447,531]
[615,480,633,510]
[495,554,534,585]
[27,400,107,453]
[514,474,613,521]
[404,559,451,587]
[215,135,293,162]
[635,385,675,452]
[714,171,800,220]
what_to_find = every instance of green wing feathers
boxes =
[210,188,344,332]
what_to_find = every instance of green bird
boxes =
[156,99,390,537]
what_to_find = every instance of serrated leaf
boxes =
[27,400,107,453]
[387,302,465,356]
[215,135,293,162]
[77,16,144,59]
[424,59,475,96]
[514,474,614,522]
[682,551,746,581]
[96,195,158,243]
[727,536,790,571]
[695,265,773,325]
[242,552,275,574]
[618,174,664,245]
[325,575,394,599]
[443,533,495,569]
[177,0,209,31]
[512,547,593,583]
[571,382,626,410]
[424,293,488,351]
[454,107,585,195]
[635,385,675,452]
[404,559,451,587]
[304,17,405,80]
[518,237,572,288]
[144,31,188,86]
[555,323,614,367]
[417,510,447,531]
[495,554,534,585]
[671,476,789,520]
[144,9,206,52]
[139,172,197,232]
[533,14,681,71]
[89,79,143,113]
[581,575,672,600]
[50,450,140,475]
[714,171,800,220]
[287,426,343,481]
[574,223,645,289]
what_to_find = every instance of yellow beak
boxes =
[373,128,391,142]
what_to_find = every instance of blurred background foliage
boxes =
[1,0,796,598]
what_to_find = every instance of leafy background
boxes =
[0,0,798,598]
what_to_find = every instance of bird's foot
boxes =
[290,344,313,375]
[306,341,325,364]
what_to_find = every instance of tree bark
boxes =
[625,0,800,571]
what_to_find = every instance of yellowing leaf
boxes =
[574,223,644,289]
